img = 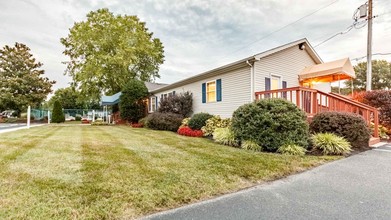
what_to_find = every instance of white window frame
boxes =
[149,96,157,113]
[206,80,217,103]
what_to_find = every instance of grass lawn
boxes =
[0,125,339,219]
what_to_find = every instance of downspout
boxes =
[246,60,255,102]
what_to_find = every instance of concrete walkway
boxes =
[0,123,46,134]
[143,144,391,220]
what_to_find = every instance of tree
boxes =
[0,43,55,113]
[61,8,164,100]
[119,79,149,123]
[52,100,65,123]
[48,87,100,109]
[345,60,391,91]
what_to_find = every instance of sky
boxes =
[1,0,390,92]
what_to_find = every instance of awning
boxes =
[299,58,355,83]
[100,92,121,106]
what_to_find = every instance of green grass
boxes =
[0,125,339,219]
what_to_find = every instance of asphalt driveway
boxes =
[144,145,391,220]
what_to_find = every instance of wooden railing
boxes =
[255,86,379,138]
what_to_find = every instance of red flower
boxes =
[177,126,203,137]
[131,123,143,128]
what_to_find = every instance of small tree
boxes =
[52,100,65,123]
[158,91,193,117]
[119,80,149,123]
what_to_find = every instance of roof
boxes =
[151,38,323,93]
[299,58,355,83]
[100,82,167,106]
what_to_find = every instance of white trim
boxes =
[149,96,157,113]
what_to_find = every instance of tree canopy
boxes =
[345,60,391,91]
[0,43,55,113]
[48,87,100,110]
[61,8,164,100]
[119,79,149,123]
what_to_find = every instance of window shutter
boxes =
[202,83,206,103]
[282,81,287,99]
[265,77,271,98]
[216,79,222,102]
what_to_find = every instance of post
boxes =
[92,110,95,122]
[374,109,379,138]
[27,106,31,129]
[366,0,373,91]
[48,111,50,124]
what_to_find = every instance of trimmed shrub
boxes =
[52,100,65,123]
[277,144,306,156]
[309,112,370,150]
[311,133,351,155]
[212,127,239,147]
[75,116,82,121]
[188,112,213,130]
[232,98,309,152]
[177,126,203,137]
[353,90,391,128]
[241,140,262,152]
[145,112,183,131]
[119,79,149,123]
[201,115,231,136]
[158,91,193,117]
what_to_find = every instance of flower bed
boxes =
[177,126,203,137]
[131,123,143,128]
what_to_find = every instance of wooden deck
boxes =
[255,86,379,138]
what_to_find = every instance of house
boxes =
[149,38,335,118]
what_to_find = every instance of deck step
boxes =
[369,137,381,147]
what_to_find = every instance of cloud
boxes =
[0,0,390,92]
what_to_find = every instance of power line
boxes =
[313,25,354,48]
[352,52,391,61]
[215,0,339,61]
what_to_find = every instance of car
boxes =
[0,110,17,118]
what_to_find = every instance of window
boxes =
[207,81,216,102]
[149,97,157,112]
[271,76,281,90]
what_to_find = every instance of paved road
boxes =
[144,145,391,220]
[0,123,26,131]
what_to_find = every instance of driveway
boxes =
[144,145,391,220]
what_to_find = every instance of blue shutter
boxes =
[265,77,271,98]
[282,81,287,99]
[216,79,222,102]
[155,97,158,110]
[202,83,206,103]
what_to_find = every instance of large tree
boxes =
[0,43,55,113]
[48,87,100,109]
[345,60,391,91]
[61,8,164,100]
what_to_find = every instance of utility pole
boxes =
[366,0,373,91]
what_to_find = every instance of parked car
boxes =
[0,110,17,118]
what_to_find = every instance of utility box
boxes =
[359,4,367,18]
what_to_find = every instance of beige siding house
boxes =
[149,38,330,118]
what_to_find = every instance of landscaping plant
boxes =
[201,115,231,136]
[277,144,306,156]
[213,127,239,147]
[177,126,203,137]
[309,112,371,150]
[145,112,183,131]
[241,140,262,152]
[311,133,351,155]
[51,100,65,123]
[119,79,149,123]
[188,112,213,130]
[158,91,193,117]
[232,98,309,152]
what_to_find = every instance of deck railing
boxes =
[255,86,379,138]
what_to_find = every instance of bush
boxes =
[353,90,391,128]
[213,127,239,147]
[158,91,193,117]
[177,126,203,137]
[188,112,213,130]
[241,140,262,152]
[139,117,148,126]
[311,133,351,155]
[277,144,306,156]
[181,117,191,127]
[75,116,82,121]
[52,100,65,123]
[309,112,371,150]
[232,98,309,152]
[120,79,149,123]
[201,115,231,136]
[145,112,183,131]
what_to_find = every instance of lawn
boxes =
[0,125,338,219]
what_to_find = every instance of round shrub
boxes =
[201,115,231,136]
[309,112,371,150]
[232,98,309,152]
[311,133,351,155]
[145,112,183,131]
[212,127,239,147]
[188,112,213,130]
[277,144,306,156]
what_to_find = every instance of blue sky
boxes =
[1,0,390,92]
